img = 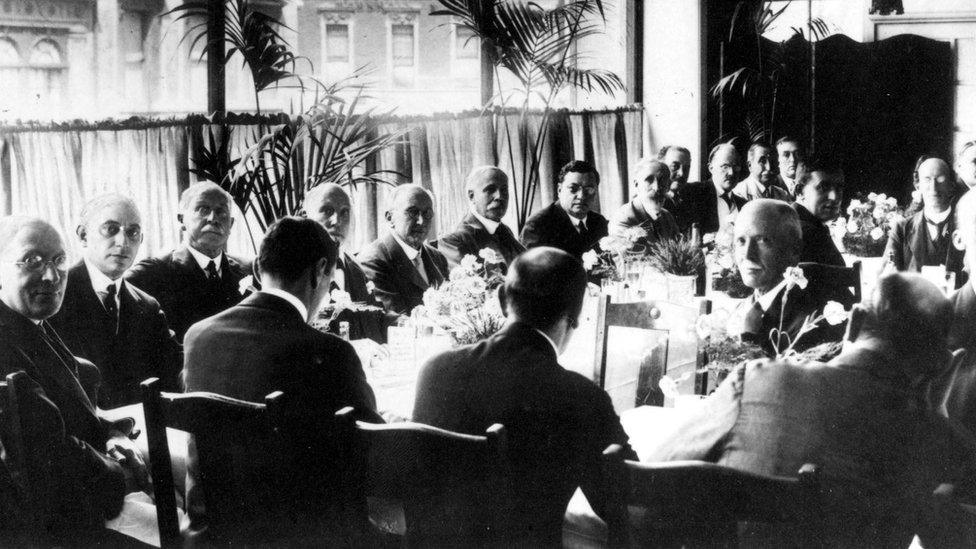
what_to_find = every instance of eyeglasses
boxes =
[99,222,143,241]
[10,254,68,273]
[563,184,598,197]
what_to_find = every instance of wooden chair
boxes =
[602,445,822,548]
[335,406,512,547]
[142,377,347,548]
[594,296,712,406]
[799,260,862,304]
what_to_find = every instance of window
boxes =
[390,23,415,87]
[325,23,350,63]
[0,37,20,66]
[452,24,479,80]
[121,10,148,110]
[27,39,66,115]
[455,26,478,60]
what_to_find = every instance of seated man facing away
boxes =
[126,182,250,342]
[733,199,845,355]
[885,156,965,285]
[0,216,148,546]
[182,217,379,540]
[520,160,609,258]
[791,157,846,267]
[438,166,525,268]
[733,142,790,202]
[413,247,635,546]
[646,272,976,548]
[610,158,680,249]
[359,184,449,315]
[49,194,181,408]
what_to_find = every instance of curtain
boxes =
[0,106,646,259]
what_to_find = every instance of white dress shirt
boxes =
[391,232,428,282]
[471,208,500,235]
[260,288,308,321]
[84,259,122,310]
[186,245,224,277]
[755,279,789,312]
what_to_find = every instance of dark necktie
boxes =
[926,218,949,242]
[102,283,119,334]
[719,192,734,209]
[206,260,220,281]
[577,220,589,242]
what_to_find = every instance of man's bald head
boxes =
[500,246,587,331]
[305,183,352,245]
[386,184,435,248]
[0,216,68,320]
[856,272,952,376]
[465,166,509,221]
[733,199,801,293]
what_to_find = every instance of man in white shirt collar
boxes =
[775,137,803,199]
[733,143,790,202]
[438,166,526,267]
[305,183,353,291]
[50,194,182,408]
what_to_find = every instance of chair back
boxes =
[799,261,862,305]
[594,296,711,408]
[602,445,822,548]
[142,377,333,548]
[336,407,512,546]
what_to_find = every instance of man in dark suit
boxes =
[438,166,525,267]
[774,136,803,200]
[413,247,635,546]
[126,182,250,342]
[359,184,449,315]
[885,157,965,286]
[520,160,609,258]
[182,217,379,539]
[733,143,791,202]
[647,272,976,548]
[791,157,846,266]
[610,159,680,249]
[659,145,712,236]
[733,200,846,356]
[701,143,748,235]
[49,195,181,409]
[0,217,149,546]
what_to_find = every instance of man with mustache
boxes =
[774,136,803,199]
[359,184,449,315]
[610,159,679,249]
[126,182,250,342]
[732,199,844,355]
[520,160,609,258]
[885,156,965,287]
[438,166,525,268]
[658,145,712,236]
[791,158,846,266]
[49,194,181,408]
[701,143,747,235]
[0,216,150,546]
[733,142,790,202]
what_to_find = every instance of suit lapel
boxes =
[421,245,445,287]
[68,263,115,334]
[384,235,429,291]
[905,213,926,271]
[173,246,208,285]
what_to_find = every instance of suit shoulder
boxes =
[357,238,388,264]
[127,252,175,279]
[124,282,164,310]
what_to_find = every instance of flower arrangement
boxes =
[704,224,751,298]
[834,192,904,257]
[768,267,848,357]
[410,248,507,345]
[694,308,766,378]
[581,229,645,280]
[646,235,705,277]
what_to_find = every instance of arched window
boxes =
[0,37,21,67]
[29,39,63,67]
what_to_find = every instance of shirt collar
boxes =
[186,245,224,274]
[84,258,123,294]
[533,328,560,356]
[563,207,589,229]
[470,207,500,235]
[924,207,952,224]
[260,288,308,322]
[754,278,788,312]
[752,177,768,194]
[391,231,422,261]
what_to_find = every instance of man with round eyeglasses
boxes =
[50,194,181,409]
[520,160,609,258]
[0,215,151,545]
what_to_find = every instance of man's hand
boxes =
[107,435,151,494]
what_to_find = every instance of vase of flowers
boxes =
[410,248,507,346]
[646,236,705,303]
[834,192,904,258]
[704,224,751,299]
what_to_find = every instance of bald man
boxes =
[733,199,846,355]
[610,159,679,249]
[885,157,965,287]
[50,194,181,408]
[358,184,449,314]
[126,182,251,342]
[438,166,525,268]
[0,216,148,545]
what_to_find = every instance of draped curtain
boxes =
[0,106,646,260]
